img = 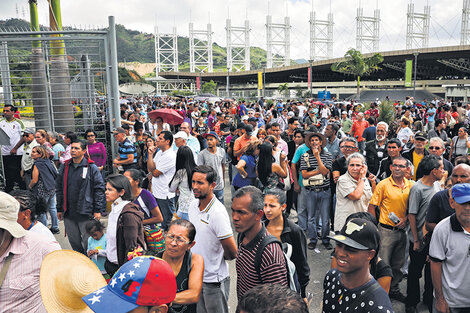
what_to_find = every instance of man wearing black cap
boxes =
[429,183,470,313]
[322,218,393,313]
[403,131,429,181]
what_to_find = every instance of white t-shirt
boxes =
[106,198,130,264]
[397,127,413,145]
[30,221,59,244]
[297,105,307,118]
[188,196,233,283]
[151,148,176,199]
[0,118,24,155]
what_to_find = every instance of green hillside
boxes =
[0,18,292,72]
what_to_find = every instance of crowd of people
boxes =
[0,94,470,313]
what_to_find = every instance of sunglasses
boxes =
[429,146,441,150]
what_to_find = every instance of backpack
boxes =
[253,234,300,293]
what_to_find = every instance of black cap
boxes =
[415,131,427,141]
[247,117,258,122]
[329,218,380,250]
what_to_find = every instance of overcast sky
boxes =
[0,0,466,60]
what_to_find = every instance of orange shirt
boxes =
[351,120,368,142]
[234,135,257,160]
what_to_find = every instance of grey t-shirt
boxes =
[197,147,225,191]
[407,180,439,242]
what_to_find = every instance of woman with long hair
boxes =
[169,146,196,220]
[157,219,203,313]
[257,142,287,192]
[85,129,107,172]
[105,174,146,275]
[29,146,59,234]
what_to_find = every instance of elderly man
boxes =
[403,131,429,181]
[429,184,470,313]
[334,152,375,232]
[420,137,453,182]
[364,121,389,175]
[173,130,197,162]
[180,122,201,158]
[0,192,60,312]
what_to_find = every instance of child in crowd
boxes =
[86,219,108,278]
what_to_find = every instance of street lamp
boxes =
[413,52,419,100]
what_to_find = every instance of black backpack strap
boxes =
[253,235,282,282]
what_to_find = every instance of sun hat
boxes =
[451,183,470,204]
[0,192,27,238]
[329,218,380,251]
[82,256,176,313]
[22,127,35,135]
[40,250,107,313]
[305,132,327,148]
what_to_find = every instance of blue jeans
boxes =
[156,196,175,231]
[38,193,59,231]
[213,189,225,205]
[301,187,331,244]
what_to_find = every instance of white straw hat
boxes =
[0,192,27,238]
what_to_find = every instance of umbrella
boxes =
[147,109,184,125]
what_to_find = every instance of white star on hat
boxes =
[118,272,126,282]
[128,270,135,277]
[138,258,144,263]
[88,295,101,304]
[133,263,141,269]
[110,278,117,288]
[94,288,105,295]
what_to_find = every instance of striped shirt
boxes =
[236,227,288,300]
[299,149,333,189]
[0,231,61,312]
[118,138,137,165]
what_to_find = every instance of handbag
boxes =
[301,153,324,187]
[136,196,165,253]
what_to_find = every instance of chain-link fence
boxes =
[0,17,121,188]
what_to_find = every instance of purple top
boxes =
[86,141,107,167]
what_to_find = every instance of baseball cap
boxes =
[83,256,177,313]
[241,115,249,121]
[0,192,27,238]
[174,131,188,140]
[451,183,470,204]
[203,131,220,141]
[415,131,428,141]
[329,218,380,251]
[247,117,258,122]
[112,127,126,135]
[22,127,35,135]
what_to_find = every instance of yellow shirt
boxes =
[412,151,424,181]
[369,176,414,226]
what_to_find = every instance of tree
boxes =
[278,83,289,98]
[201,80,217,94]
[331,48,383,99]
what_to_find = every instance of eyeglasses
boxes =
[429,146,441,150]
[392,164,407,168]
[165,234,190,245]
[87,134,95,138]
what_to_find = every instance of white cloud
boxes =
[0,0,466,60]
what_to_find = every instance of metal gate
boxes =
[0,16,121,185]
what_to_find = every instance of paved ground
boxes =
[52,179,427,312]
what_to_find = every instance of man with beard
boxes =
[188,165,238,313]
[364,122,389,176]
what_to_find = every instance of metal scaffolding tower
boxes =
[309,11,334,61]
[356,7,380,53]
[154,27,178,73]
[462,0,470,45]
[189,23,213,73]
[406,3,431,49]
[266,16,291,68]
[226,19,250,72]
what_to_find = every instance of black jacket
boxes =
[364,139,388,175]
[402,148,429,166]
[56,157,106,216]
[264,218,310,298]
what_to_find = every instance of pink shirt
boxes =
[277,138,288,155]
[0,232,60,312]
